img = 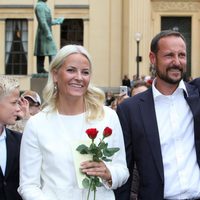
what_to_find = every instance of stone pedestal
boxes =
[30,76,48,102]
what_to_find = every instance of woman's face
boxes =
[53,53,91,100]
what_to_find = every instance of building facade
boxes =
[0,0,200,91]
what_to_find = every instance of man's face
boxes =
[0,89,20,125]
[29,104,41,116]
[149,35,187,85]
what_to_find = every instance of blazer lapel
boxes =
[185,82,200,114]
[185,83,200,139]
[185,83,200,165]
[5,129,15,179]
[0,167,3,177]
[139,88,164,182]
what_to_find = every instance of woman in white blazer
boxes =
[18,45,129,200]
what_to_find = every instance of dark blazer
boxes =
[114,81,200,200]
[0,128,22,200]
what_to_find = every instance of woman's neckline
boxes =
[57,110,86,117]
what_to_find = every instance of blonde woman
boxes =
[18,45,129,200]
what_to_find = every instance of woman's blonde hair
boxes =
[43,44,105,121]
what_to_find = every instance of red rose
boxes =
[103,127,112,137]
[86,128,98,139]
[147,79,153,85]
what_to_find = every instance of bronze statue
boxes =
[34,0,63,73]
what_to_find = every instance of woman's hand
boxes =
[80,161,112,184]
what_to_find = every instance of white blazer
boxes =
[18,106,129,200]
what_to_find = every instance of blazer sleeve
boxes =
[18,119,47,200]
[103,109,129,190]
[189,77,200,91]
[114,103,134,200]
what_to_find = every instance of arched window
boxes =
[5,19,28,75]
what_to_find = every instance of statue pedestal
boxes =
[31,74,48,102]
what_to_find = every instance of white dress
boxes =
[18,106,129,200]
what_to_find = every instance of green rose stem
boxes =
[94,186,96,200]
[86,177,96,200]
[86,138,95,200]
[87,179,92,200]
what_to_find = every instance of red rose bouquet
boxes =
[76,127,120,200]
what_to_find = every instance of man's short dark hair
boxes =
[150,30,186,54]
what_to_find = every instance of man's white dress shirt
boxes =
[152,79,200,199]
[0,128,7,175]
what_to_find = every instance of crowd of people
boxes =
[106,78,152,113]
[1,29,200,200]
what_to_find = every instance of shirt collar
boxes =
[0,128,6,141]
[152,78,188,99]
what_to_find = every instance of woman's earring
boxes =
[54,83,58,93]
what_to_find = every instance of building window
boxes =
[60,19,83,47]
[5,19,28,75]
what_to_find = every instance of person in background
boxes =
[0,75,22,200]
[105,91,115,106]
[8,90,41,133]
[114,80,149,110]
[130,80,150,97]
[34,0,64,73]
[122,75,131,88]
[130,75,137,88]
[18,44,129,200]
[110,98,118,111]
[115,30,200,200]
[21,90,41,116]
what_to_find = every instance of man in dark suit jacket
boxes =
[0,129,22,200]
[115,30,200,200]
[0,75,22,200]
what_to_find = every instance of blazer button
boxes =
[3,181,7,186]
